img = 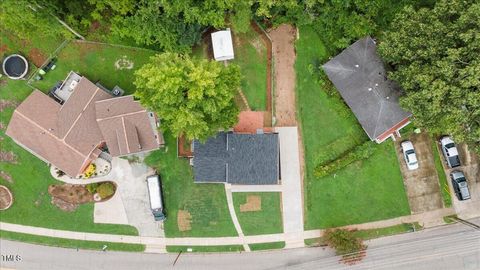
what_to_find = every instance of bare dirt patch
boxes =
[0,171,13,183]
[0,99,19,112]
[0,185,13,210]
[240,195,262,212]
[28,48,47,67]
[0,44,9,55]
[268,24,297,126]
[51,197,78,212]
[177,210,192,232]
[0,122,5,130]
[0,151,18,164]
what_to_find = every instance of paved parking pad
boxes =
[445,144,480,219]
[395,133,444,214]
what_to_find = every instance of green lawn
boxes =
[166,245,244,253]
[0,78,138,235]
[145,134,237,237]
[191,27,267,111]
[353,223,422,240]
[296,26,410,230]
[431,139,452,207]
[1,29,65,65]
[249,241,285,251]
[231,28,268,111]
[0,230,145,252]
[31,41,157,94]
[232,192,283,236]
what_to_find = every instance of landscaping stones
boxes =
[0,185,13,210]
[0,171,13,183]
[0,151,17,164]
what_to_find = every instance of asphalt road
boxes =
[1,219,479,270]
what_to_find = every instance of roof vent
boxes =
[368,87,372,91]
[355,64,359,68]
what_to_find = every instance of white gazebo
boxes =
[211,29,234,61]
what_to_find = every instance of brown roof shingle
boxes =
[6,76,161,177]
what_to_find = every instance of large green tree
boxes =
[134,53,241,141]
[0,0,70,39]
[379,0,480,153]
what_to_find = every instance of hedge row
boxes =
[314,141,377,178]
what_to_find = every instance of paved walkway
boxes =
[276,127,304,248]
[0,207,458,253]
[224,184,250,251]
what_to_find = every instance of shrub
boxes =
[324,229,366,264]
[96,182,115,199]
[56,170,66,177]
[314,141,377,178]
[86,183,99,194]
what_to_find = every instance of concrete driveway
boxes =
[59,157,165,237]
[395,133,444,214]
[443,143,480,219]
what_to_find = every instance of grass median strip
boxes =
[166,245,244,253]
[249,241,285,251]
[0,230,145,252]
[431,139,452,207]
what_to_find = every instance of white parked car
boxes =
[401,141,419,170]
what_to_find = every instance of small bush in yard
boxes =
[324,229,367,265]
[314,141,376,178]
[86,183,99,194]
[96,183,115,199]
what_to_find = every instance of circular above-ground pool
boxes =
[2,54,29,79]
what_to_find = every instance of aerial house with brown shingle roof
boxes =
[6,72,163,177]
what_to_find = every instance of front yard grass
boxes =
[0,230,145,252]
[31,41,156,94]
[0,79,138,235]
[166,245,244,253]
[233,192,283,236]
[145,134,237,237]
[296,26,410,230]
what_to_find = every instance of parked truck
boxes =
[146,175,166,221]
[440,136,461,168]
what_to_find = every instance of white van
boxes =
[146,175,166,221]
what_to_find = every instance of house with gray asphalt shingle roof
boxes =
[323,37,412,143]
[193,132,280,185]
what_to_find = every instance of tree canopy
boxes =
[379,0,480,153]
[0,0,71,40]
[134,53,241,141]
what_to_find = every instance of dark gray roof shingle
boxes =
[193,132,279,185]
[322,37,411,140]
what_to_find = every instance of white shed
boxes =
[211,29,234,61]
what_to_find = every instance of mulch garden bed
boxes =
[0,185,13,210]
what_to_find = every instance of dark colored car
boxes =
[450,171,471,201]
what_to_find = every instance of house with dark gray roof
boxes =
[323,37,411,143]
[192,132,280,185]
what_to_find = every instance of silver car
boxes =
[401,140,419,170]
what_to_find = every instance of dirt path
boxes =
[269,24,297,126]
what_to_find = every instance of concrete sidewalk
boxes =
[0,206,461,253]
